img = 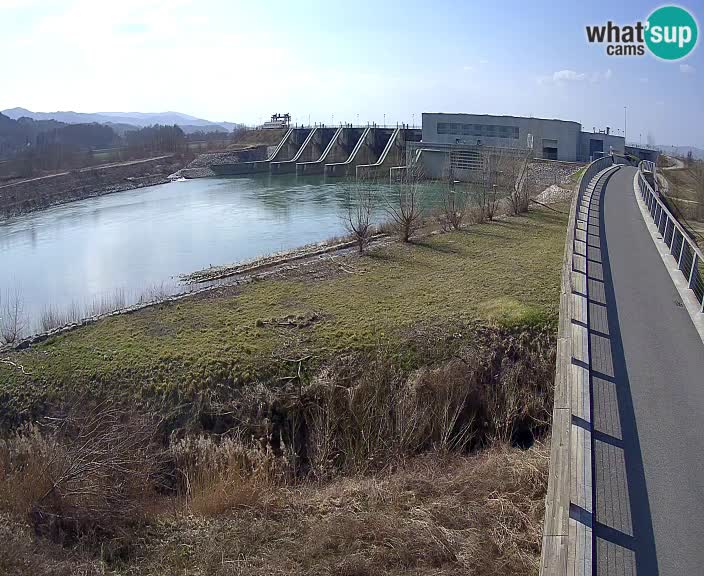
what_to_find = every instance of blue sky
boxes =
[1,0,702,146]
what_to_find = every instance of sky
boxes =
[1,0,702,147]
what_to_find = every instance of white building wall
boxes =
[421,113,582,162]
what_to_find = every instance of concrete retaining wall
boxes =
[540,155,617,575]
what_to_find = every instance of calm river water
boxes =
[0,175,443,334]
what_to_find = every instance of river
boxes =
[0,174,445,335]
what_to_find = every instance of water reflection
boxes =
[0,174,444,333]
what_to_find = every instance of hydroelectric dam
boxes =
[210,125,422,179]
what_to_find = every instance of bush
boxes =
[0,404,163,547]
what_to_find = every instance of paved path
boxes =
[594,165,704,575]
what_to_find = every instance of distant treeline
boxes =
[0,113,239,179]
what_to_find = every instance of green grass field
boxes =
[0,205,568,423]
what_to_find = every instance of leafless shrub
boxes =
[0,288,26,344]
[473,148,531,219]
[441,182,469,230]
[39,300,84,332]
[0,403,163,546]
[302,328,554,477]
[86,287,127,317]
[506,152,532,215]
[342,185,375,254]
[386,166,425,242]
[39,305,66,332]
[137,283,170,305]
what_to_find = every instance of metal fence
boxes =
[637,161,704,310]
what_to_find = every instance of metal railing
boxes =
[640,159,657,175]
[637,160,704,310]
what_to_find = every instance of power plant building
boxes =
[418,113,625,174]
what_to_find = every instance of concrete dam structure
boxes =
[211,126,422,179]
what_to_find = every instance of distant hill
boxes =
[0,112,120,161]
[657,144,704,160]
[1,108,241,134]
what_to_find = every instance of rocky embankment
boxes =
[0,155,183,219]
[527,159,583,191]
[170,146,269,179]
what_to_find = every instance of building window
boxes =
[437,122,518,139]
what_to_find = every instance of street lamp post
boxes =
[624,105,627,144]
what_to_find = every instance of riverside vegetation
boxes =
[0,199,569,575]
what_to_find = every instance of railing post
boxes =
[678,232,686,267]
[689,254,698,288]
[663,217,669,244]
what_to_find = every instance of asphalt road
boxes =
[601,165,704,575]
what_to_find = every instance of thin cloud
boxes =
[538,69,612,86]
[589,69,613,83]
[538,69,585,85]
[680,64,695,74]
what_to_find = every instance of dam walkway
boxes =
[541,158,704,575]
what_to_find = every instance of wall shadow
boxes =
[597,174,659,575]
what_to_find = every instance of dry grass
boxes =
[170,434,292,516]
[0,442,549,576]
[181,443,548,575]
[0,326,555,575]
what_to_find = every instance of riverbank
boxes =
[0,155,184,219]
[0,203,568,425]
[0,202,568,575]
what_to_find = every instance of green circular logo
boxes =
[645,5,698,60]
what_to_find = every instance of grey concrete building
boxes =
[418,113,625,177]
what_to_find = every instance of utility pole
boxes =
[383,113,386,127]
[624,105,627,144]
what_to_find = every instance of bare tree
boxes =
[387,166,425,242]
[439,160,469,230]
[343,185,375,254]
[476,152,501,221]
[441,184,469,230]
[475,148,531,219]
[505,150,532,215]
[0,288,26,344]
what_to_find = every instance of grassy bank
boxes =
[0,205,568,427]
[0,203,568,575]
